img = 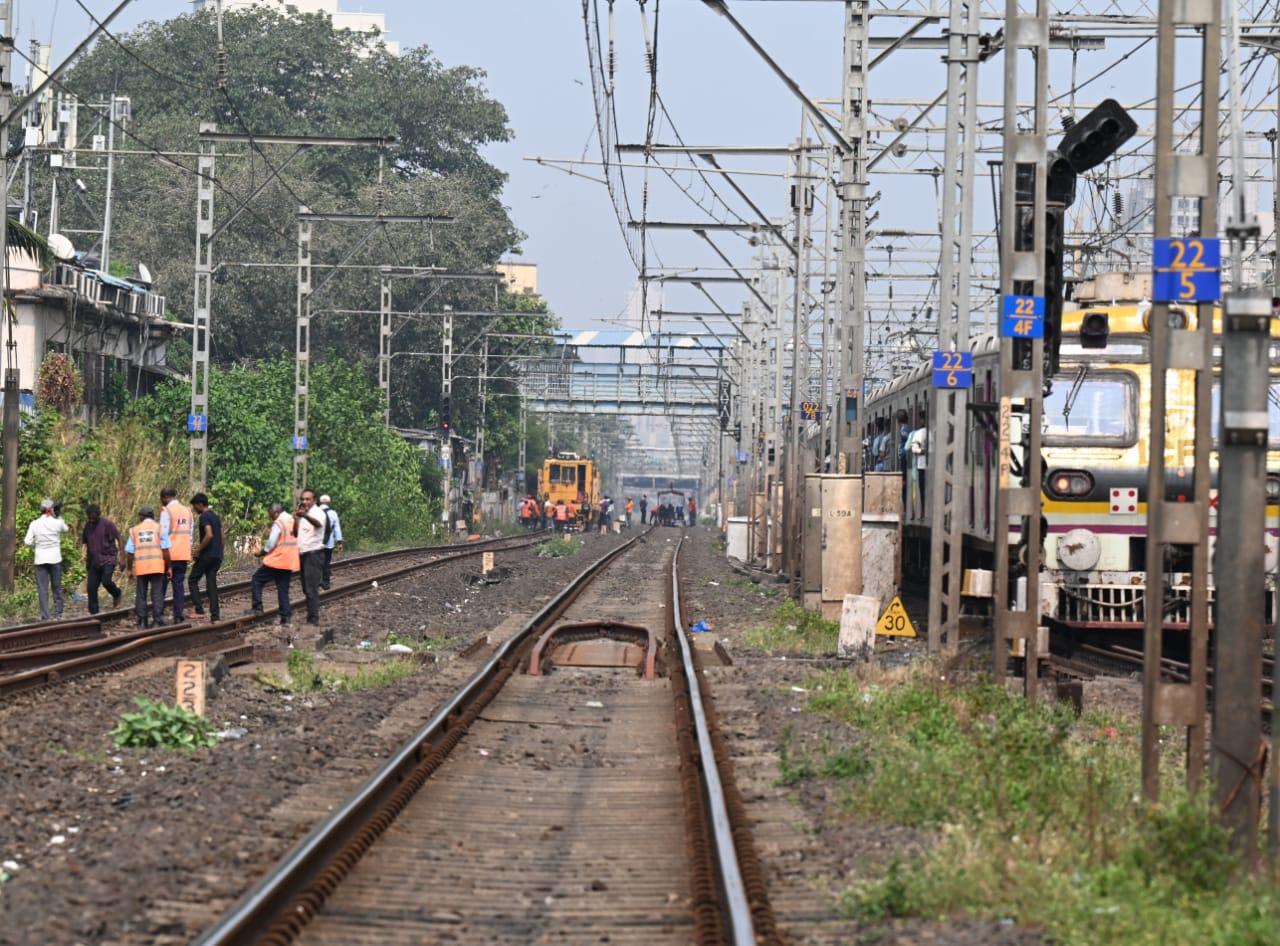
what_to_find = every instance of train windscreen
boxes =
[1043,374,1135,444]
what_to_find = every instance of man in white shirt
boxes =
[317,494,344,590]
[293,488,327,626]
[24,498,69,620]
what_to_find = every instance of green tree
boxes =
[132,357,439,545]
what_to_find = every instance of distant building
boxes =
[5,250,179,424]
[193,0,399,55]
[496,261,539,297]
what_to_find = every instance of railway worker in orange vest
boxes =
[625,497,634,527]
[125,506,168,628]
[251,503,299,625]
[554,499,569,532]
[159,486,194,623]
[542,495,554,529]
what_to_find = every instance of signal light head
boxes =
[1079,311,1110,349]
[1047,469,1094,499]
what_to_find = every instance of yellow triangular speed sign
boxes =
[875,596,917,637]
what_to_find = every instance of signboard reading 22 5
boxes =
[1152,237,1220,303]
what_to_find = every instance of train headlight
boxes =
[1046,468,1094,499]
[1266,475,1280,503]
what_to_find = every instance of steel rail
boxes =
[670,536,756,945]
[0,531,549,647]
[0,532,550,698]
[193,528,775,945]
[191,529,649,945]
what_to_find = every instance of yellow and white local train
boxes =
[865,295,1280,633]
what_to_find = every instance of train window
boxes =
[1058,340,1147,360]
[1210,382,1280,444]
[549,464,561,484]
[1043,372,1136,446]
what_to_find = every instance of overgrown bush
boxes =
[742,599,839,655]
[787,667,1280,945]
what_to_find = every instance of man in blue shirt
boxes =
[317,494,343,590]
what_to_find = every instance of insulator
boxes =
[1061,112,1075,131]
[1112,191,1124,217]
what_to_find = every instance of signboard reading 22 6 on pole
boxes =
[931,351,972,389]
[1152,236,1220,303]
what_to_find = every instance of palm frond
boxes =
[6,217,51,268]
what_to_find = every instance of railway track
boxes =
[192,529,777,946]
[1075,642,1274,721]
[0,531,549,699]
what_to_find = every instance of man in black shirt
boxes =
[187,493,223,621]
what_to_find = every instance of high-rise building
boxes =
[193,0,398,55]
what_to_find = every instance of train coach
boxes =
[865,289,1280,635]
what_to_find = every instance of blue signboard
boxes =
[1152,236,1221,303]
[291,435,308,451]
[1000,294,1045,339]
[931,351,973,389]
[186,413,207,433]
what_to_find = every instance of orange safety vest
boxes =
[130,519,166,576]
[554,503,568,521]
[626,500,634,514]
[263,512,300,572]
[165,500,193,562]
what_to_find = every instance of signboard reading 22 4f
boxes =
[1152,237,1220,303]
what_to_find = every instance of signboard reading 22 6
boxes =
[931,351,973,389]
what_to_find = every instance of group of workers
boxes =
[23,488,343,628]
[516,492,698,532]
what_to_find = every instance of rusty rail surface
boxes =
[192,529,776,946]
[0,531,549,699]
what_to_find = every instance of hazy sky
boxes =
[33,2,1216,336]
[34,0,871,330]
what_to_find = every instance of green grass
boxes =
[726,576,782,598]
[258,649,419,693]
[386,631,449,652]
[787,667,1280,945]
[536,535,580,558]
[741,599,839,655]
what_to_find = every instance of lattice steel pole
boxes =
[292,209,312,499]
[379,272,391,427]
[927,0,981,653]
[835,0,868,474]
[993,0,1048,699]
[1142,0,1219,801]
[189,122,216,491]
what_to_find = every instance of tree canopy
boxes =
[41,7,552,481]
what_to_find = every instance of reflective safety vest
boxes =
[263,512,300,572]
[554,503,568,521]
[165,500,193,562]
[626,500,634,514]
[130,519,166,576]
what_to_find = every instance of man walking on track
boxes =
[125,506,167,627]
[81,503,123,614]
[188,493,223,622]
[639,494,648,525]
[25,498,69,620]
[294,488,327,626]
[159,487,194,623]
[251,503,298,625]
[317,494,343,589]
